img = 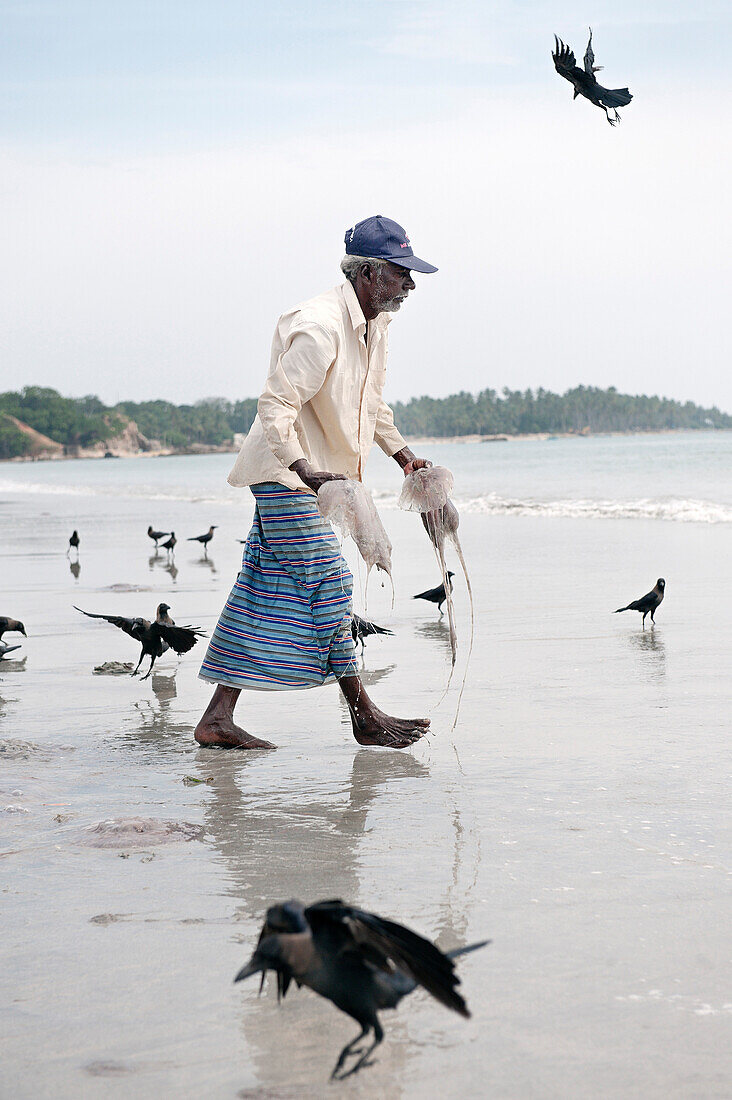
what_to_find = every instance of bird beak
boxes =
[234,959,262,983]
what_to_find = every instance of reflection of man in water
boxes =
[195,216,437,750]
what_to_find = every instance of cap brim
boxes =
[394,255,438,274]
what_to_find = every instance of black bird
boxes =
[351,613,393,652]
[413,572,455,615]
[188,525,217,553]
[147,525,170,549]
[75,602,204,678]
[160,531,177,556]
[0,641,22,659]
[67,530,80,556]
[0,617,26,641]
[235,898,488,1080]
[615,577,665,628]
[552,28,632,126]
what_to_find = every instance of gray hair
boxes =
[340,254,389,283]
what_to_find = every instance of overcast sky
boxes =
[1,0,731,410]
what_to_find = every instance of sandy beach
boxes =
[1,438,731,1098]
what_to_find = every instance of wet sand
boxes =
[1,484,731,1098]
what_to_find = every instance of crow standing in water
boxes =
[552,29,632,126]
[413,572,455,614]
[351,614,393,652]
[75,602,204,677]
[67,530,80,556]
[188,525,217,553]
[147,525,170,549]
[235,899,488,1080]
[615,578,665,628]
[160,531,176,557]
[0,617,26,641]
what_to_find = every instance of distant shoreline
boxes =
[2,426,727,464]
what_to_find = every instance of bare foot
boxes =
[350,704,429,749]
[194,719,275,750]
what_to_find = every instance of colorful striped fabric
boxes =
[199,483,358,691]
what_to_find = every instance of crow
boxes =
[67,530,80,556]
[188,525,217,553]
[0,641,22,659]
[413,572,455,615]
[615,578,665,628]
[0,617,26,641]
[147,525,170,548]
[552,28,632,126]
[160,531,177,556]
[75,602,204,678]
[351,614,393,652]
[235,898,488,1080]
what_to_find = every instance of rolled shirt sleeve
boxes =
[373,397,407,457]
[257,323,336,469]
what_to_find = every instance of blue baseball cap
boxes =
[344,215,438,274]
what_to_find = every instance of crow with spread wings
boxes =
[75,602,204,678]
[235,898,488,1080]
[552,28,632,126]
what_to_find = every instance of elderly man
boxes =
[195,215,437,750]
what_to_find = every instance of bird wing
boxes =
[552,36,581,81]
[153,623,205,655]
[74,606,148,641]
[413,584,442,601]
[305,900,470,1017]
[583,28,595,75]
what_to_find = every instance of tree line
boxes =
[1,384,729,460]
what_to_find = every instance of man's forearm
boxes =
[391,446,417,470]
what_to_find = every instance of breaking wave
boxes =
[1,479,730,523]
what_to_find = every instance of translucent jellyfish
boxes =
[317,480,393,604]
[399,466,474,726]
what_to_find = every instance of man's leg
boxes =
[339,674,429,749]
[194,684,275,749]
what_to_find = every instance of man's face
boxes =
[371,262,416,314]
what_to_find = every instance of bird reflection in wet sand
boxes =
[198,748,432,1090]
[149,552,179,583]
[627,629,666,682]
[416,618,454,656]
[194,555,218,576]
[126,673,192,749]
[69,559,81,582]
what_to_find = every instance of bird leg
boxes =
[140,654,157,681]
[131,649,146,676]
[332,1025,384,1080]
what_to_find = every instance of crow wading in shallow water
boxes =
[351,613,393,652]
[413,572,455,615]
[615,578,665,628]
[552,29,632,126]
[235,899,488,1080]
[147,525,170,549]
[75,602,205,678]
[188,525,217,554]
[0,617,26,641]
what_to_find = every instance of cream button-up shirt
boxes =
[228,280,407,493]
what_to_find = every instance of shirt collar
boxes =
[341,280,392,335]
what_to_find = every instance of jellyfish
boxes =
[317,480,393,606]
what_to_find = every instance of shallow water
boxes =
[1,438,731,1098]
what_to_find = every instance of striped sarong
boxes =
[199,482,358,691]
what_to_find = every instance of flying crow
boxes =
[615,578,665,628]
[235,898,488,1080]
[552,28,632,126]
[75,602,204,678]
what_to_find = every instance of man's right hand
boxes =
[289,459,347,494]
